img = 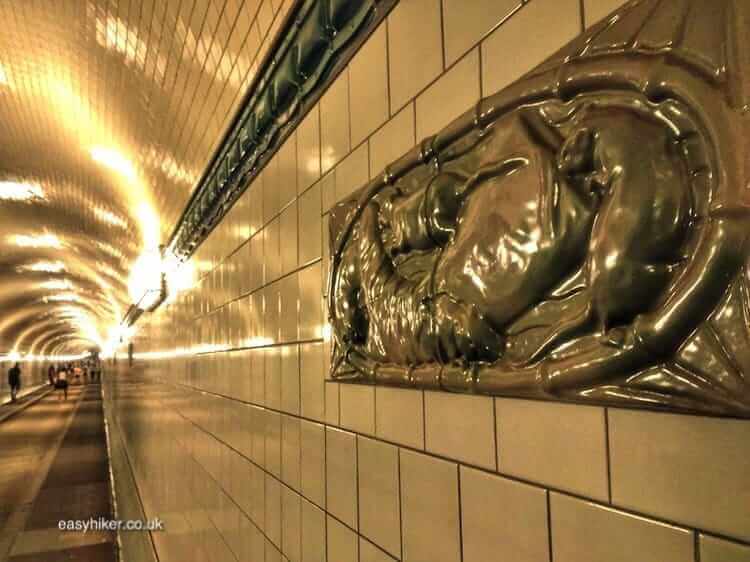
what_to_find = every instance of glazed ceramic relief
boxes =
[328,0,750,416]
[171,0,396,258]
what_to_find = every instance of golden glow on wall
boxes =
[0,0,279,354]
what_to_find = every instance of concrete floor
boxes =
[0,384,116,561]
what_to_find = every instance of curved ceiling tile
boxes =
[0,0,286,356]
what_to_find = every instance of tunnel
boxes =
[0,0,749,561]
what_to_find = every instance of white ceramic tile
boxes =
[700,535,750,562]
[387,0,444,111]
[358,436,401,558]
[282,486,302,562]
[442,0,520,65]
[300,341,326,422]
[334,142,369,203]
[348,22,389,146]
[550,492,694,562]
[340,383,375,436]
[266,409,282,478]
[282,414,301,491]
[320,69,350,174]
[281,344,300,415]
[302,499,326,562]
[425,391,495,469]
[298,183,322,265]
[584,0,627,27]
[375,386,424,450]
[416,48,480,140]
[481,0,580,96]
[326,427,358,529]
[496,398,609,501]
[298,262,323,341]
[266,473,282,548]
[609,409,750,541]
[460,466,549,562]
[300,419,326,508]
[400,449,461,562]
[360,537,397,562]
[325,381,340,426]
[327,516,358,562]
[298,104,322,193]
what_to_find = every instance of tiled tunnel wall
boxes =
[103,0,750,561]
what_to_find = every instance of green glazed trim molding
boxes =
[168,0,396,259]
[327,0,750,417]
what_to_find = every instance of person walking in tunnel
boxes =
[7,363,21,402]
[55,366,68,401]
[48,364,56,387]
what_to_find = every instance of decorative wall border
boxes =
[167,0,397,260]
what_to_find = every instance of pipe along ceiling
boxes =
[0,0,268,359]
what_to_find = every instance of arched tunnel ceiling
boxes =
[0,0,273,355]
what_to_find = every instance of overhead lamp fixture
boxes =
[90,146,136,182]
[0,181,45,202]
[19,261,66,273]
[10,233,63,249]
[138,271,167,312]
[93,207,128,228]
[39,279,75,290]
[43,293,80,303]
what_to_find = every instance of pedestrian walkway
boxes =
[0,384,116,561]
[0,386,53,424]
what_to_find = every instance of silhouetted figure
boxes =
[7,363,21,402]
[48,365,56,387]
[55,368,68,401]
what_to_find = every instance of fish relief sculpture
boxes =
[327,0,750,416]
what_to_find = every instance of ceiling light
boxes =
[90,146,136,181]
[9,233,63,248]
[93,207,128,228]
[39,279,75,290]
[19,261,66,273]
[128,250,163,303]
[0,181,45,202]
[43,293,79,303]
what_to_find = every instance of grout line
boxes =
[385,16,393,118]
[478,39,485,97]
[396,445,404,561]
[438,0,447,72]
[421,389,427,451]
[398,447,406,562]
[355,435,361,535]
[457,463,465,562]
[547,490,554,562]
[492,398,499,472]
[323,424,329,562]
[579,0,587,32]
[604,407,613,503]
[346,66,353,155]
